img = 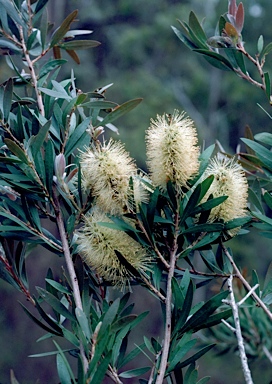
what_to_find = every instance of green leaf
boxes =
[254,132,272,146]
[176,344,215,370]
[224,216,251,230]
[264,72,271,100]
[45,140,54,196]
[89,351,111,384]
[36,287,75,321]
[184,364,198,384]
[180,291,229,333]
[0,0,25,28]
[252,211,272,227]
[99,98,142,127]
[75,307,91,341]
[241,138,272,169]
[3,78,13,121]
[50,10,78,48]
[80,100,118,109]
[59,40,100,50]
[183,223,224,234]
[30,120,51,159]
[99,298,120,335]
[171,25,198,50]
[194,49,234,71]
[33,297,63,334]
[167,339,197,373]
[173,280,194,337]
[35,0,50,13]
[20,302,62,336]
[29,348,72,358]
[38,87,72,100]
[39,7,48,50]
[56,350,75,384]
[119,367,150,378]
[39,59,67,79]
[64,116,91,156]
[4,139,29,164]
[193,309,232,331]
[197,144,215,176]
[45,278,71,295]
[188,11,207,45]
[261,42,272,59]
[118,343,145,369]
[191,196,228,216]
[197,377,211,384]
[263,191,272,210]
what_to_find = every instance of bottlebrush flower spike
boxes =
[201,157,248,236]
[80,139,137,215]
[77,209,148,288]
[146,110,200,193]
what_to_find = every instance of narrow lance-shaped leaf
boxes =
[98,98,142,127]
[194,49,234,71]
[188,11,207,45]
[39,59,67,79]
[59,40,101,50]
[50,10,78,48]
[30,120,51,159]
[35,0,50,14]
[3,78,13,121]
[0,0,26,28]
[176,344,215,370]
[180,290,229,333]
[36,287,75,322]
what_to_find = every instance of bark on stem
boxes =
[53,188,89,373]
[19,26,45,116]
[155,210,179,384]
[221,242,272,321]
[227,275,254,384]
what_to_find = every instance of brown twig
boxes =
[221,241,272,321]
[0,253,35,305]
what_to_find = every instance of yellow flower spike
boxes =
[201,157,248,237]
[77,209,148,289]
[80,139,137,215]
[146,110,200,193]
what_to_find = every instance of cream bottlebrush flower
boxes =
[77,209,148,288]
[146,110,200,192]
[80,139,137,215]
[131,173,151,210]
[201,157,248,235]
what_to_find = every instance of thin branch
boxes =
[155,209,179,384]
[0,253,35,305]
[226,275,254,384]
[237,284,259,307]
[221,241,272,321]
[263,346,272,364]
[136,218,170,270]
[19,27,45,116]
[175,264,230,279]
[236,44,266,92]
[221,318,236,333]
[140,274,166,302]
[52,187,88,373]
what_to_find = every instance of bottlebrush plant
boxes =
[0,1,272,384]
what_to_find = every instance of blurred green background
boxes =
[1,0,272,383]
